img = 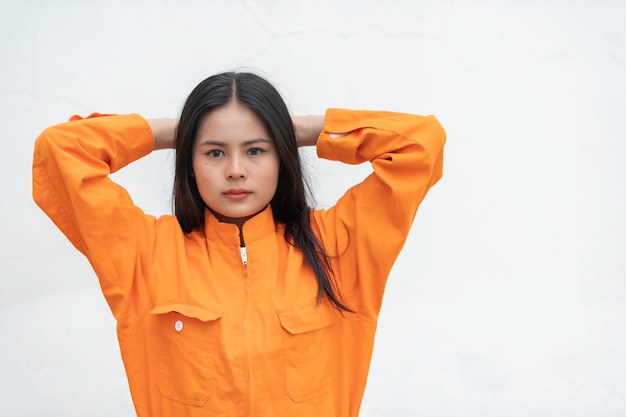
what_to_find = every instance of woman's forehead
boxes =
[196,102,271,145]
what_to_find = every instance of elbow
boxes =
[413,115,446,186]
[426,115,446,168]
[426,114,447,150]
[31,127,59,206]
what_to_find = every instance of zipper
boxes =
[239,245,247,267]
[238,229,251,413]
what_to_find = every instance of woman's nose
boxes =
[226,155,246,179]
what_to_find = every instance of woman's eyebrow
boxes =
[242,138,272,146]
[196,138,271,147]
[196,140,226,147]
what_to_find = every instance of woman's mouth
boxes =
[224,189,251,200]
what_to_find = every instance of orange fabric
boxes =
[32,109,445,417]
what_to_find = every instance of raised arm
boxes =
[312,108,446,320]
[32,113,160,317]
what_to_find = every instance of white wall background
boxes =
[1,0,625,416]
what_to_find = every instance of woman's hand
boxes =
[292,115,324,147]
[150,115,325,150]
[148,118,178,150]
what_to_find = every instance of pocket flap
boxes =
[277,302,334,334]
[150,303,223,322]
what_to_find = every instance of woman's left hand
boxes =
[292,114,324,147]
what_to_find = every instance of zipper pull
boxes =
[239,245,247,267]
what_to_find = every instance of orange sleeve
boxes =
[32,113,156,318]
[314,108,446,320]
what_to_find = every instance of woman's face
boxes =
[192,100,280,226]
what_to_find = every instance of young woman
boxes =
[32,71,445,417]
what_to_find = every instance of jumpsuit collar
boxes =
[203,205,276,246]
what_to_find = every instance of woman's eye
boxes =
[208,149,224,158]
[247,148,263,156]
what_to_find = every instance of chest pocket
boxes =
[151,304,223,407]
[277,301,335,402]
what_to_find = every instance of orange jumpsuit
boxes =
[32,109,445,417]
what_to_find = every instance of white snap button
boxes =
[174,320,183,332]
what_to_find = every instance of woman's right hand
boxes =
[149,118,178,150]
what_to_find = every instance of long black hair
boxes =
[173,71,351,312]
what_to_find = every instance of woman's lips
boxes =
[224,189,251,200]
